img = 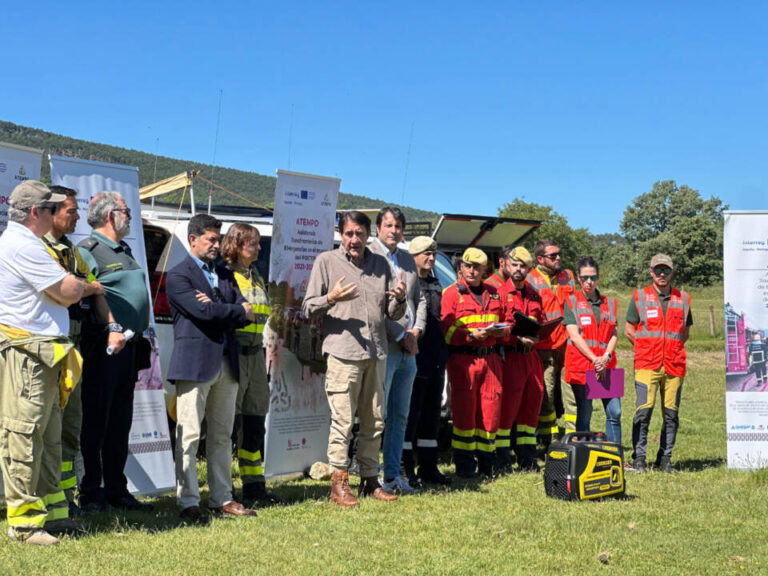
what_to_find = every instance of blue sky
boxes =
[3,2,766,233]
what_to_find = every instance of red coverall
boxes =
[497,280,545,470]
[441,280,503,477]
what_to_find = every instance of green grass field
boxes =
[2,285,763,576]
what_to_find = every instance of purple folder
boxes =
[585,368,625,399]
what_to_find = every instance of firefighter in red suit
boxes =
[496,246,545,473]
[442,248,505,478]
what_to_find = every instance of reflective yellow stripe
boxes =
[539,412,556,423]
[45,506,69,522]
[238,448,262,462]
[476,442,496,453]
[456,315,486,326]
[8,500,45,516]
[7,500,47,527]
[43,491,66,506]
[474,429,495,441]
[237,323,265,334]
[51,342,67,365]
[452,439,476,451]
[564,414,577,423]
[8,514,46,527]
[542,425,559,434]
[240,465,264,476]
[445,325,457,343]
[517,425,537,435]
[516,437,536,445]
[496,428,511,436]
[59,477,77,490]
[496,438,511,448]
[452,426,474,438]
[61,461,73,472]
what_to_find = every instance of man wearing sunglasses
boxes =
[0,181,84,545]
[625,254,692,473]
[526,240,576,449]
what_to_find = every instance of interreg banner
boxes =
[265,170,339,477]
[0,142,43,233]
[724,211,768,469]
[49,155,175,494]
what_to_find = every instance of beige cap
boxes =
[650,253,674,270]
[409,236,437,255]
[462,247,488,266]
[9,180,67,210]
[509,246,533,267]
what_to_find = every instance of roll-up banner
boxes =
[49,155,175,494]
[724,211,768,469]
[265,170,339,477]
[0,142,43,233]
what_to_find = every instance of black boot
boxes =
[243,481,281,506]
[477,451,496,479]
[418,446,451,485]
[453,451,477,479]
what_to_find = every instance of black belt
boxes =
[504,343,531,354]
[448,345,500,357]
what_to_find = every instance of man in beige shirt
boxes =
[303,211,406,508]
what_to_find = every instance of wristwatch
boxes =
[106,322,124,334]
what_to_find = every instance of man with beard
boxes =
[526,239,575,448]
[78,192,152,512]
[496,246,545,472]
[42,187,125,518]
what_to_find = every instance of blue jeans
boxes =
[569,385,622,445]
[382,348,418,480]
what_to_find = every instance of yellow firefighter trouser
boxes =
[0,345,68,535]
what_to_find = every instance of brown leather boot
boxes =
[359,476,397,501]
[330,470,360,508]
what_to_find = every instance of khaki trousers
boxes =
[175,361,238,510]
[325,355,386,478]
[0,346,67,535]
[537,346,566,437]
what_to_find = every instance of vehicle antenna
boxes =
[401,121,415,204]
[209,88,223,214]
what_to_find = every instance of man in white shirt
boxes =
[0,180,85,546]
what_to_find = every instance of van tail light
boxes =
[150,272,171,319]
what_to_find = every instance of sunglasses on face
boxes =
[652,267,672,276]
[113,207,132,217]
[580,275,598,282]
[545,252,561,260]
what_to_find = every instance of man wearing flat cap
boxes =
[625,253,692,473]
[401,236,450,485]
[496,246,545,472]
[441,247,505,478]
[0,181,86,545]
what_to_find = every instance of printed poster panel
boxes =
[0,142,43,233]
[49,155,175,494]
[724,211,768,469]
[265,170,339,477]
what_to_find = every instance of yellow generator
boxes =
[544,432,625,501]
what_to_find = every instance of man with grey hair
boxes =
[0,180,84,545]
[77,191,152,512]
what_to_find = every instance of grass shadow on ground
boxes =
[675,456,726,472]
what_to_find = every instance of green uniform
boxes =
[43,233,92,505]
[232,265,271,497]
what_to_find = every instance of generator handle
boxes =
[560,431,606,444]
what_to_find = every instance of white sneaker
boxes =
[381,475,419,495]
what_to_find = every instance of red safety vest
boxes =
[441,280,503,347]
[632,286,690,377]
[564,291,617,385]
[526,267,575,349]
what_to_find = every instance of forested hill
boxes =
[0,120,437,222]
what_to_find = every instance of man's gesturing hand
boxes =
[327,276,359,305]
[386,270,407,302]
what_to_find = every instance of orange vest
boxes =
[564,291,617,385]
[632,286,690,377]
[526,267,575,349]
[484,271,505,290]
[441,281,503,347]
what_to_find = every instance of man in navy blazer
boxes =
[166,214,257,524]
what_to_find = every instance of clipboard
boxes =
[585,368,625,399]
[511,311,562,339]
